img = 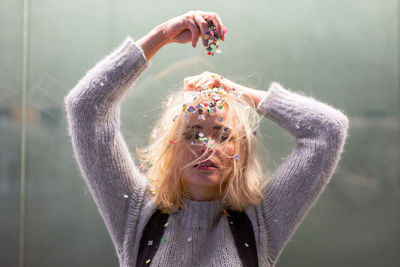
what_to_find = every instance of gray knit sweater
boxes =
[64,36,349,267]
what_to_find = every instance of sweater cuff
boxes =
[256,82,295,117]
[123,35,151,69]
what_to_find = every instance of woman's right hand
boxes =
[137,10,225,62]
[160,10,225,48]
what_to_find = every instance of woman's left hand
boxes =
[183,71,238,92]
[183,71,267,109]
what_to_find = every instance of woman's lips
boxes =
[195,165,217,170]
[194,162,218,170]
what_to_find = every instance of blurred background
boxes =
[1,0,398,266]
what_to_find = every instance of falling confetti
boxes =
[187,237,192,242]
[234,155,239,161]
[123,194,129,198]
[147,240,153,246]
[204,19,227,56]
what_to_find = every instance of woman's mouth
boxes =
[194,161,218,170]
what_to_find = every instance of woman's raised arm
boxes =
[64,10,225,255]
[183,72,349,265]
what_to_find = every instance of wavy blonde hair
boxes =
[137,88,270,214]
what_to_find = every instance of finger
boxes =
[184,77,193,90]
[195,76,210,89]
[193,13,209,47]
[184,16,200,48]
[185,76,201,90]
[201,12,224,36]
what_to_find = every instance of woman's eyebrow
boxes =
[187,124,232,132]
[187,124,202,129]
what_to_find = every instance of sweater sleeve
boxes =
[256,82,349,264]
[64,36,151,254]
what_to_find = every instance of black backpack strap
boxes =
[225,209,259,267]
[136,209,169,267]
[137,208,258,267]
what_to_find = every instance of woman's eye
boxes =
[185,132,200,140]
[217,134,231,142]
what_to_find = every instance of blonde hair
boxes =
[137,88,270,214]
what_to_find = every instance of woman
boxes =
[64,10,349,267]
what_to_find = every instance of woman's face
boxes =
[178,106,236,199]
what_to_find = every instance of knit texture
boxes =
[64,36,349,267]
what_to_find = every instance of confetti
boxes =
[187,237,192,242]
[164,222,169,227]
[203,19,227,56]
[147,240,153,246]
[146,259,151,264]
[167,96,173,106]
[161,237,167,242]
[169,140,175,144]
[244,242,249,247]
[123,194,129,198]
[199,132,204,137]
[209,143,215,149]
[218,117,223,122]
[234,155,239,160]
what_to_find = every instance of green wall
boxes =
[0,0,398,266]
